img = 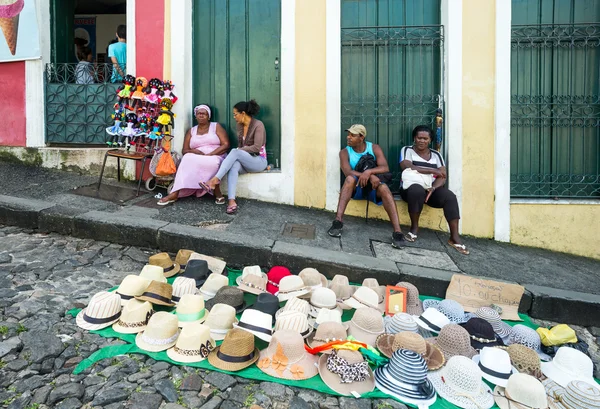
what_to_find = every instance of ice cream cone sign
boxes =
[0,0,24,55]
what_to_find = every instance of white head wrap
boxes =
[194,104,211,119]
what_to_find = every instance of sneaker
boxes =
[391,232,406,248]
[327,220,344,237]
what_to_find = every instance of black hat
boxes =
[461,317,504,351]
[182,259,210,287]
[205,286,247,314]
[252,293,280,324]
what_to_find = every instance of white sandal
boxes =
[406,232,418,242]
[448,240,470,255]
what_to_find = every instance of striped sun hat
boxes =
[76,291,122,331]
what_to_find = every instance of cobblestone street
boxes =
[0,225,598,409]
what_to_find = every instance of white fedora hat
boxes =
[139,264,167,283]
[115,275,150,305]
[310,308,344,328]
[112,298,154,334]
[541,347,599,389]
[277,276,310,302]
[76,291,122,331]
[275,310,313,339]
[473,347,517,387]
[234,309,273,342]
[166,322,216,363]
[199,273,229,301]
[343,287,379,311]
[175,294,207,327]
[135,311,180,352]
[414,307,451,334]
[204,303,238,341]
[494,373,550,409]
[172,276,198,303]
[309,287,341,318]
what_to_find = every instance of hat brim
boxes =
[318,354,375,396]
[257,348,319,380]
[424,342,446,371]
[233,323,272,342]
[473,355,517,387]
[540,361,599,389]
[427,337,478,360]
[163,263,181,278]
[375,367,437,406]
[429,371,494,409]
[494,385,551,409]
[346,320,383,346]
[208,346,260,372]
[343,298,378,311]
[134,295,175,307]
[238,283,267,296]
[375,334,395,358]
[76,308,121,331]
[413,315,444,334]
[135,330,179,352]
[112,321,148,334]
[308,305,342,318]
[166,345,210,364]
[278,288,310,302]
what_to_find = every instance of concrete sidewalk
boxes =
[0,161,599,326]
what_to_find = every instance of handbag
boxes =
[401,168,434,189]
[355,153,393,187]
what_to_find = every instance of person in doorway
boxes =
[108,25,127,83]
[200,99,268,215]
[327,124,407,248]
[157,104,230,206]
[399,125,468,255]
[75,46,94,84]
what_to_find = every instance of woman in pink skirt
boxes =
[157,104,230,205]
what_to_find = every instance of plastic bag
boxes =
[536,324,578,347]
[155,139,177,176]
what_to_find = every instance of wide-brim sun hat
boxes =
[318,349,375,397]
[343,286,380,311]
[544,379,600,409]
[383,312,419,334]
[509,324,552,361]
[307,321,348,352]
[493,373,550,409]
[76,291,122,331]
[135,311,180,352]
[475,306,514,340]
[506,344,544,380]
[257,329,319,380]
[208,328,260,371]
[375,332,445,370]
[346,307,384,346]
[540,346,599,389]
[427,324,478,360]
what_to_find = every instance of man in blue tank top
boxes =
[328,124,407,248]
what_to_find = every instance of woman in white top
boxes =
[399,125,468,255]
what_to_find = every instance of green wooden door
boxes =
[50,0,75,64]
[193,0,281,166]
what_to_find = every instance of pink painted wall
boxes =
[0,62,26,147]
[135,0,164,79]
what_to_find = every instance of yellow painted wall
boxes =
[461,0,496,238]
[293,0,327,208]
[511,204,600,260]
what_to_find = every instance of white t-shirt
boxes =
[399,146,445,188]
[75,61,94,84]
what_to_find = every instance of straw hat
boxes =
[308,287,341,318]
[319,350,374,397]
[166,322,215,363]
[236,266,268,295]
[475,306,513,340]
[181,259,210,287]
[276,296,310,319]
[208,328,259,371]
[266,266,292,295]
[115,275,150,305]
[174,249,194,272]
[494,374,550,409]
[509,324,552,361]
[139,265,167,283]
[199,273,228,301]
[545,379,600,409]
[149,252,180,278]
[277,276,310,301]
[383,312,419,334]
[298,268,328,294]
[473,347,517,387]
[429,356,495,409]
[135,281,175,307]
[328,275,355,310]
[252,293,280,324]
[462,317,505,350]
[234,309,274,342]
[275,310,313,339]
[346,307,384,346]
[205,286,247,313]
[188,252,227,275]
[343,287,380,311]
[361,278,386,311]
[375,349,437,407]
[135,311,180,352]
[424,299,471,324]
[112,299,154,334]
[376,332,445,370]
[172,277,198,303]
[204,303,238,341]
[396,281,423,316]
[257,330,319,380]
[427,324,478,360]
[506,344,543,379]
[307,321,348,351]
[541,346,599,389]
[414,307,451,334]
[175,294,207,327]
[76,291,122,331]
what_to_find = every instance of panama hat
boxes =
[234,309,273,342]
[383,312,419,334]
[76,291,122,331]
[235,265,265,284]
[375,349,437,407]
[427,324,478,360]
[396,281,424,316]
[307,321,348,351]
[172,277,198,303]
[473,347,517,387]
[298,268,328,296]
[252,293,280,324]
[174,249,194,272]
[308,287,341,318]
[475,306,513,341]
[115,275,150,305]
[205,286,247,313]
[199,273,228,301]
[346,307,384,346]
[208,328,259,371]
[149,252,180,278]
[188,252,227,275]
[509,324,552,361]
[275,310,313,339]
[135,311,180,352]
[414,307,451,334]
[541,347,599,389]
[139,265,167,283]
[507,344,544,379]
[257,330,319,380]
[266,266,292,295]
[310,308,344,329]
[361,278,386,312]
[112,299,154,334]
[494,374,550,409]
[175,294,207,327]
[424,299,471,324]
[328,275,355,310]
[236,266,268,295]
[376,332,445,370]
[462,317,505,350]
[343,287,380,311]
[277,276,310,301]
[166,322,215,363]
[135,281,175,307]
[545,379,600,409]
[429,356,495,409]
[319,350,374,397]
[275,296,310,319]
[181,259,210,287]
[204,303,238,341]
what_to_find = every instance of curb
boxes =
[0,195,598,327]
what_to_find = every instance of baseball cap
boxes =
[345,124,367,137]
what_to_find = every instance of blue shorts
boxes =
[352,176,383,206]
[436,128,442,145]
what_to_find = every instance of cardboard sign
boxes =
[385,286,408,316]
[446,274,524,321]
[188,253,226,275]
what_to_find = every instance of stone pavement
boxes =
[0,226,599,409]
[0,162,599,326]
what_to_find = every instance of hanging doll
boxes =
[116,74,136,108]
[130,77,148,111]
[132,113,152,150]
[105,103,125,147]
[155,99,176,135]
[144,78,163,106]
[119,112,140,150]
[161,80,178,105]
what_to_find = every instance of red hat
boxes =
[266,266,292,295]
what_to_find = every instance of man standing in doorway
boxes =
[108,25,126,83]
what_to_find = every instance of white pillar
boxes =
[126,0,136,76]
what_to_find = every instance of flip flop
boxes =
[405,232,418,242]
[157,199,176,206]
[226,204,238,215]
[215,196,226,205]
[198,181,214,195]
[448,240,470,255]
